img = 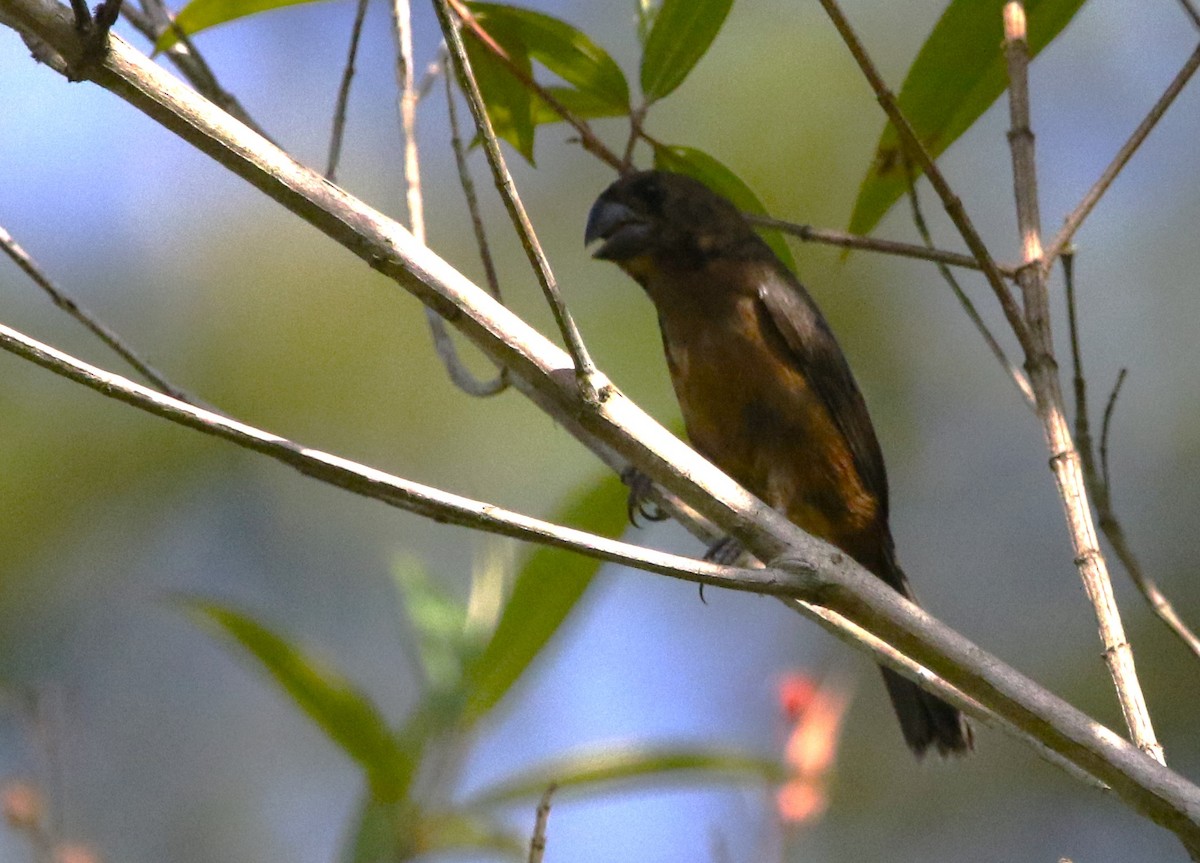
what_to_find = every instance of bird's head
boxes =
[585,170,760,276]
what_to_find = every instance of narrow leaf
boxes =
[464,743,788,807]
[653,144,798,273]
[468,3,629,110]
[531,86,631,127]
[459,472,629,723]
[186,599,415,801]
[639,0,735,103]
[848,0,1089,235]
[156,0,324,51]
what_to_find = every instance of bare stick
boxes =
[443,54,508,395]
[1064,254,1200,660]
[0,224,200,404]
[1177,0,1200,33]
[1003,2,1163,762]
[1042,41,1200,275]
[900,163,1035,408]
[7,7,1200,841]
[445,0,624,172]
[433,0,600,397]
[390,0,501,397]
[743,214,1020,276]
[527,783,557,863]
[815,0,1037,362]
[325,0,369,181]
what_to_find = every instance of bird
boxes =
[584,169,972,757]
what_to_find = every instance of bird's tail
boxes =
[875,551,974,757]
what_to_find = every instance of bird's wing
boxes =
[755,271,890,514]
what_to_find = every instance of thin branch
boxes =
[432,0,600,397]
[443,52,508,395]
[325,0,369,182]
[743,214,1020,277]
[445,0,623,172]
[1179,0,1200,29]
[6,5,1200,843]
[0,223,200,404]
[1064,254,1200,661]
[0,318,760,592]
[900,162,1035,408]
[527,783,557,863]
[1002,1,1163,763]
[814,0,1037,362]
[1042,41,1200,275]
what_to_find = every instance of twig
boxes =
[0,224,199,404]
[325,0,369,181]
[1041,41,1200,276]
[7,7,1200,840]
[1063,253,1200,661]
[1002,2,1163,763]
[1176,0,1200,31]
[445,0,624,172]
[900,161,1035,408]
[395,5,504,397]
[743,214,1020,277]
[0,318,764,592]
[443,53,508,395]
[527,783,557,863]
[814,0,1037,362]
[432,0,601,398]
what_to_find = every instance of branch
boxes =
[3,0,1200,846]
[1003,0,1163,764]
[325,0,369,181]
[1041,41,1200,275]
[742,214,1020,276]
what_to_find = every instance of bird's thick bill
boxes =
[584,197,653,261]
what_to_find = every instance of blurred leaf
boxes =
[653,144,798,273]
[848,0,1089,235]
[463,16,537,163]
[155,0,324,51]
[186,599,415,801]
[459,472,629,723]
[639,0,734,103]
[393,556,476,697]
[418,812,525,858]
[464,743,788,807]
[531,86,631,126]
[468,3,629,109]
[340,797,420,863]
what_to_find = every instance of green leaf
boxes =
[468,3,629,110]
[185,599,416,801]
[639,0,735,103]
[392,556,476,697]
[848,0,1089,235]
[459,472,629,724]
[155,0,324,51]
[463,743,788,807]
[463,17,537,163]
[635,0,657,46]
[652,144,798,274]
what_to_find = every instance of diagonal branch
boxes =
[1041,40,1200,275]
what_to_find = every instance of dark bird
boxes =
[585,170,972,757]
